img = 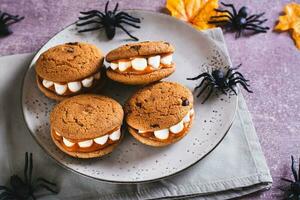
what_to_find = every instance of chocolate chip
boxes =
[150,124,159,128]
[182,98,189,106]
[136,102,142,108]
[130,45,141,51]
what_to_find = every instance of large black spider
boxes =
[77,1,140,41]
[187,64,252,103]
[0,152,58,200]
[0,11,24,37]
[280,156,300,200]
[209,2,269,38]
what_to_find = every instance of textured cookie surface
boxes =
[106,41,175,62]
[106,66,175,85]
[125,81,193,131]
[35,42,104,82]
[50,94,124,139]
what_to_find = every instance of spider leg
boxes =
[187,72,211,80]
[214,9,234,18]
[79,13,103,20]
[116,24,139,41]
[233,80,253,93]
[80,10,104,17]
[291,156,298,181]
[202,85,214,103]
[29,153,33,185]
[116,12,140,22]
[0,12,10,20]
[247,19,268,25]
[76,20,102,26]
[37,178,56,186]
[210,15,232,20]
[230,77,250,85]
[235,30,242,38]
[208,20,229,25]
[196,83,210,98]
[243,27,268,33]
[113,2,119,14]
[229,85,237,95]
[220,2,237,16]
[194,77,213,90]
[105,1,109,14]
[228,71,245,79]
[24,152,28,184]
[245,23,269,30]
[78,26,103,33]
[4,16,24,26]
[119,20,140,28]
[281,178,293,183]
[116,15,140,23]
[35,183,58,194]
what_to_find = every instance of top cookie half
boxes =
[106,41,174,62]
[35,42,104,83]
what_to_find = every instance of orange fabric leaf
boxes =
[275,3,300,49]
[166,0,220,30]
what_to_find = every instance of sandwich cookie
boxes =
[50,94,124,158]
[125,82,194,147]
[35,42,104,101]
[106,41,175,85]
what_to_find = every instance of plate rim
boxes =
[20,9,238,184]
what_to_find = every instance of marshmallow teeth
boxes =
[67,81,82,92]
[63,138,75,147]
[54,83,67,95]
[161,54,173,65]
[119,61,131,71]
[81,76,94,87]
[109,129,121,141]
[94,135,109,145]
[131,58,147,71]
[170,121,184,134]
[110,62,119,70]
[154,129,169,140]
[148,55,161,69]
[42,79,54,88]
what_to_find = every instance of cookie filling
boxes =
[52,127,121,153]
[39,72,101,96]
[109,53,174,74]
[132,108,194,141]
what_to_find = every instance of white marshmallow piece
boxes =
[170,121,184,134]
[183,112,191,123]
[94,135,109,145]
[94,72,101,80]
[110,62,119,70]
[109,129,121,141]
[161,54,173,65]
[118,61,131,71]
[190,108,195,116]
[63,138,75,147]
[54,83,67,95]
[78,140,93,148]
[67,81,82,92]
[55,131,61,136]
[138,130,147,134]
[81,76,94,87]
[148,55,161,69]
[154,129,169,140]
[42,79,54,88]
[131,58,147,71]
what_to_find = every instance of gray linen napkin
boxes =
[0,29,272,200]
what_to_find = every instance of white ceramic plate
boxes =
[21,10,237,183]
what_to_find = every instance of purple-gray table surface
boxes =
[1,0,299,199]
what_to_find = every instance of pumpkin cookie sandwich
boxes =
[125,81,194,147]
[50,94,124,158]
[106,41,175,85]
[35,42,104,101]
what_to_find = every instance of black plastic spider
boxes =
[187,64,252,103]
[281,156,300,200]
[77,1,140,41]
[0,11,24,37]
[208,2,269,38]
[0,152,58,200]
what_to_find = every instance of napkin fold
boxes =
[0,28,272,200]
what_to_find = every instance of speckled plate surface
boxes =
[21,10,237,183]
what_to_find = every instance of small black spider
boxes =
[77,1,140,41]
[0,11,24,37]
[187,64,252,103]
[281,156,300,200]
[208,2,269,38]
[0,152,58,200]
